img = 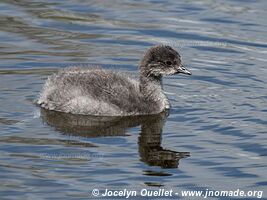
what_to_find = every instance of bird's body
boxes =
[38,67,168,115]
[37,45,191,116]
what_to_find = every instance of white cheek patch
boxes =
[160,68,177,75]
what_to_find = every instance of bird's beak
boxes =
[175,64,192,75]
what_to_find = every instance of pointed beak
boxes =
[175,64,192,75]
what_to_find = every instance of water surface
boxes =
[0,0,266,199]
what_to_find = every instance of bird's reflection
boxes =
[40,109,190,168]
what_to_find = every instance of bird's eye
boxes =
[165,61,172,65]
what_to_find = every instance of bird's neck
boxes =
[140,74,162,93]
[139,72,170,112]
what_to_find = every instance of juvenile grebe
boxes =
[37,45,191,116]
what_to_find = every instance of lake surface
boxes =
[0,0,266,199]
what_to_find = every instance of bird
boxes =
[37,45,191,116]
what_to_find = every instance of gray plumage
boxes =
[37,45,191,116]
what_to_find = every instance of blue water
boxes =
[0,0,266,199]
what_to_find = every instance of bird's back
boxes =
[37,67,143,116]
